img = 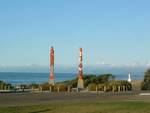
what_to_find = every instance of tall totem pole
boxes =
[49,47,55,85]
[77,48,84,89]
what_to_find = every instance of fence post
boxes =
[77,87,79,93]
[118,86,121,92]
[32,86,34,92]
[123,86,125,91]
[112,86,115,92]
[50,86,52,92]
[4,85,7,90]
[57,86,60,93]
[96,85,98,92]
[104,86,107,92]
[68,86,70,92]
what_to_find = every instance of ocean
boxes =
[0,72,76,85]
[0,72,144,85]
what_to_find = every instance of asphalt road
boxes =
[0,91,150,107]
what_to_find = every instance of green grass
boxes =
[0,101,150,113]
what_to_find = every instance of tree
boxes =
[141,68,150,90]
[97,74,115,83]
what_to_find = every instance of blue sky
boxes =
[0,0,150,72]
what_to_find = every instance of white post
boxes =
[77,87,79,93]
[50,86,52,92]
[112,86,115,92]
[118,86,121,92]
[128,73,131,82]
[96,85,98,92]
[68,86,70,93]
[57,86,60,93]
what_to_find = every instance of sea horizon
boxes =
[0,72,144,85]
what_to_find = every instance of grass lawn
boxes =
[0,101,150,113]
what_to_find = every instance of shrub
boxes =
[57,74,116,88]
[70,80,78,88]
[41,83,52,91]
[97,80,132,92]
[109,80,132,91]
[0,81,13,90]
[98,83,105,91]
[88,83,97,91]
[29,83,39,89]
[97,74,115,83]
[58,78,78,88]
[54,84,68,92]
[141,69,150,90]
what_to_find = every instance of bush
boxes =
[84,79,91,87]
[41,83,51,91]
[84,74,115,87]
[88,83,97,91]
[57,74,116,88]
[98,83,105,91]
[109,80,132,91]
[97,74,115,83]
[39,83,69,92]
[54,84,68,92]
[70,80,78,88]
[0,81,13,90]
[97,80,132,92]
[29,83,39,89]
[141,69,150,90]
[58,78,78,88]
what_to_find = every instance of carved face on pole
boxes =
[79,48,83,80]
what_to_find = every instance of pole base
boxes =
[49,79,55,86]
[77,79,84,89]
